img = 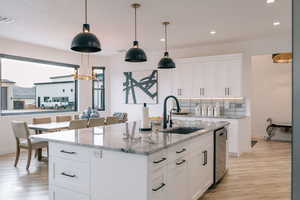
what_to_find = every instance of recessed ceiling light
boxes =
[273,21,280,26]
[160,38,165,42]
[267,0,275,4]
[0,16,15,24]
[210,30,216,35]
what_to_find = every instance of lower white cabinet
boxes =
[189,134,214,200]
[167,157,189,200]
[49,131,215,200]
[52,187,90,200]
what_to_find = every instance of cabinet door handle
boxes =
[176,159,186,166]
[153,157,167,164]
[203,88,205,96]
[176,148,186,154]
[60,150,76,154]
[228,88,230,96]
[61,172,76,178]
[152,183,166,192]
[202,150,208,166]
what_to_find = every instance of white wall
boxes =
[251,54,292,137]
[109,34,292,124]
[0,37,110,155]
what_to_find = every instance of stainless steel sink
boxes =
[161,127,203,135]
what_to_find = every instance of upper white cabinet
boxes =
[173,54,243,98]
[172,64,193,98]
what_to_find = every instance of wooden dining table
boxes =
[28,121,70,160]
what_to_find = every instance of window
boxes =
[92,67,105,111]
[0,54,79,115]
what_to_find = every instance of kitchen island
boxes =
[31,121,229,200]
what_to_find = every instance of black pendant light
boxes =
[71,0,101,53]
[125,3,147,62]
[158,22,175,69]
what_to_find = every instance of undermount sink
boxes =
[161,127,203,135]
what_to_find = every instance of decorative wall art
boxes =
[123,70,158,104]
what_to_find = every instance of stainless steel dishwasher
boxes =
[214,127,228,185]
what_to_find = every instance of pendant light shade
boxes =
[158,52,175,69]
[125,3,147,62]
[71,0,101,53]
[158,22,175,69]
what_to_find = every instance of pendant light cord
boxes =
[164,23,168,52]
[85,0,88,24]
[134,6,137,41]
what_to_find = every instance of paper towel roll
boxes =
[142,103,150,129]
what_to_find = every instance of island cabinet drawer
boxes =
[149,150,168,172]
[52,186,90,200]
[150,168,168,200]
[190,132,213,152]
[167,142,189,162]
[51,143,90,162]
[52,157,90,194]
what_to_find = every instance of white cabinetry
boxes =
[49,131,216,200]
[167,157,189,200]
[189,133,213,200]
[173,54,243,98]
[173,64,193,98]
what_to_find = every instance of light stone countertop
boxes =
[31,120,229,155]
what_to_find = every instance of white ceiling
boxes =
[0,0,292,55]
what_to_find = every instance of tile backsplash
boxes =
[174,98,247,117]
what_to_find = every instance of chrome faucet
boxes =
[163,95,181,129]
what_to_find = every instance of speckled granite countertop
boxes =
[173,114,248,119]
[31,121,229,155]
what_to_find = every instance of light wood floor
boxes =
[202,140,291,200]
[0,140,291,200]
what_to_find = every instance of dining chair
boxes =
[11,121,48,170]
[106,116,120,125]
[69,119,88,129]
[33,117,52,124]
[56,115,72,122]
[88,118,105,128]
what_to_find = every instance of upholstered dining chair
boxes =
[69,119,88,130]
[88,118,105,128]
[106,117,120,125]
[11,121,48,170]
[56,115,72,122]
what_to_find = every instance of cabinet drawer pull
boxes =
[61,172,76,178]
[176,148,186,154]
[60,150,76,154]
[176,159,186,166]
[202,150,208,166]
[153,157,167,164]
[152,183,166,192]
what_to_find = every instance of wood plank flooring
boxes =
[201,140,291,200]
[0,140,291,200]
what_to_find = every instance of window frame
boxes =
[0,54,79,116]
[92,66,105,111]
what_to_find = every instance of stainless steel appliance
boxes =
[214,127,228,185]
